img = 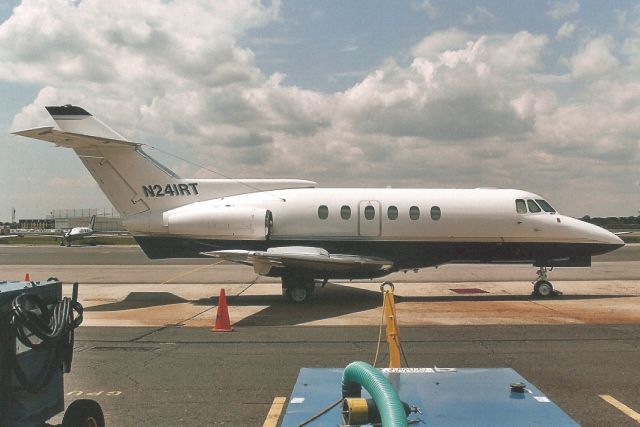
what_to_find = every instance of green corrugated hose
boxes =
[341,361,408,427]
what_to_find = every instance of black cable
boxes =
[9,293,83,393]
[396,336,410,368]
[145,145,287,202]
[294,397,342,427]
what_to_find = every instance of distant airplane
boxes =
[0,215,126,246]
[55,214,127,246]
[14,105,624,302]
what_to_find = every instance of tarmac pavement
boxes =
[1,245,639,425]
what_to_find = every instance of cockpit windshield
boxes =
[535,199,556,213]
[527,200,541,213]
[515,198,557,214]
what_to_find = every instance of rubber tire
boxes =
[285,285,314,303]
[62,399,105,427]
[534,280,554,297]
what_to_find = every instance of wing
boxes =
[202,246,394,276]
[90,232,130,237]
[1,232,61,239]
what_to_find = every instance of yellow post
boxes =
[381,282,401,368]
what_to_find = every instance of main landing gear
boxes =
[532,267,562,297]
[282,275,316,304]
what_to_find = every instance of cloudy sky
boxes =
[1,0,639,221]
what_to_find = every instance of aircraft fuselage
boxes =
[126,187,623,277]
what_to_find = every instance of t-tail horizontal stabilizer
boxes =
[14,105,317,219]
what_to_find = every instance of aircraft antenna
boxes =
[144,145,287,202]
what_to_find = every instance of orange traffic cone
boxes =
[212,288,234,332]
[24,273,30,281]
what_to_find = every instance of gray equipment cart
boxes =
[0,278,104,427]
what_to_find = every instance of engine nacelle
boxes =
[163,206,272,239]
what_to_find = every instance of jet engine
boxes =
[163,206,272,239]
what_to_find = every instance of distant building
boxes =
[50,208,125,232]
[18,219,55,229]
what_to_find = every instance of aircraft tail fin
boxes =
[14,105,317,220]
[45,105,129,141]
[13,106,178,217]
[89,214,96,230]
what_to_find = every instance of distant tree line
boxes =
[580,215,640,229]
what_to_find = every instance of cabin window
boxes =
[535,199,556,213]
[318,205,329,219]
[340,205,351,220]
[515,199,527,214]
[387,206,398,220]
[364,205,375,220]
[527,200,541,213]
[430,206,441,220]
[409,206,420,220]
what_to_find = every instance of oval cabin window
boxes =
[364,205,375,220]
[318,205,329,220]
[430,206,441,220]
[409,206,420,220]
[340,205,351,220]
[387,206,398,220]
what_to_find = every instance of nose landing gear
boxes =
[532,267,562,297]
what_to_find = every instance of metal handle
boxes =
[380,281,394,292]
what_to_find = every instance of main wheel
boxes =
[534,280,554,297]
[285,285,314,303]
[62,399,105,427]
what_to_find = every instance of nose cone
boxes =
[588,222,625,247]
[578,218,625,254]
[560,216,624,254]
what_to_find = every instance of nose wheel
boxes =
[532,267,562,297]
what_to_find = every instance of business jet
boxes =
[0,215,126,246]
[55,214,128,246]
[14,105,624,302]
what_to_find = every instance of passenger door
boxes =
[358,200,381,237]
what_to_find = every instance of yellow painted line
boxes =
[262,396,287,427]
[160,261,223,285]
[600,395,640,422]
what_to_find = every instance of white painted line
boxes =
[600,394,640,423]
[263,396,287,427]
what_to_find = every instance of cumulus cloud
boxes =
[463,6,497,26]
[556,21,576,40]
[547,0,580,20]
[337,31,548,142]
[2,0,640,216]
[570,36,619,78]
[415,0,439,20]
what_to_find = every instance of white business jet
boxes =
[14,105,624,302]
